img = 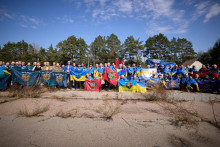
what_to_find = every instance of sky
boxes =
[0,0,220,53]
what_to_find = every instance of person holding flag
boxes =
[127,64,133,80]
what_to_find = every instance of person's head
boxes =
[137,73,140,77]
[2,62,5,65]
[107,62,110,67]
[67,61,71,65]
[189,75,193,80]
[78,64,81,68]
[119,64,122,68]
[0,61,2,66]
[205,75,209,79]
[53,62,56,66]
[84,65,86,69]
[15,62,19,66]
[195,74,199,79]
[147,64,150,68]
[213,64,217,69]
[104,63,107,67]
[44,62,46,66]
[206,64,210,68]
[11,61,15,65]
[46,62,50,66]
[123,65,126,69]
[73,63,76,66]
[81,63,84,67]
[86,73,89,78]
[22,62,25,66]
[99,72,103,77]
[133,75,137,80]
[181,65,184,68]
[154,63,157,68]
[62,65,65,68]
[128,64,131,68]
[132,63,135,67]
[33,62,37,66]
[6,62,10,67]
[112,63,115,66]
[152,74,156,77]
[186,65,190,68]
[27,62,31,66]
[175,64,178,68]
[90,63,92,67]
[120,75,124,79]
[139,64,141,67]
[164,65,167,68]
[113,65,116,68]
[202,65,206,68]
[37,62,41,66]
[100,63,103,67]
[158,74,162,78]
[96,64,98,68]
[55,63,59,67]
[185,73,188,77]
[164,74,168,78]
[18,61,22,65]
[192,65,196,69]
[93,74,96,78]
[170,64,173,68]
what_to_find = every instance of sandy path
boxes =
[0,116,220,147]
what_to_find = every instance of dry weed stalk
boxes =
[17,103,50,117]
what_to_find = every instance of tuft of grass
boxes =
[50,95,66,102]
[0,99,9,104]
[55,110,73,118]
[17,103,50,117]
[96,98,121,120]
[143,87,170,102]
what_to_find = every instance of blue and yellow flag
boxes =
[118,80,137,93]
[136,81,147,93]
[70,68,86,81]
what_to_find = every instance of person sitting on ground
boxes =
[120,74,128,81]
[160,74,169,89]
[32,62,42,71]
[194,74,201,83]
[186,75,199,92]
[150,74,157,81]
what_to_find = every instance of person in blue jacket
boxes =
[64,61,73,89]
[127,64,133,80]
[186,75,199,92]
[87,63,94,76]
[0,61,5,71]
[181,73,189,90]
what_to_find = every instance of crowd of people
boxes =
[0,60,219,93]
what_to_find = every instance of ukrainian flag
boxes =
[70,68,86,81]
[136,81,147,93]
[118,80,137,93]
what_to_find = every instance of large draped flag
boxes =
[70,68,86,81]
[85,79,101,91]
[48,72,67,87]
[166,80,180,89]
[145,79,160,89]
[142,68,157,80]
[41,70,53,84]
[11,69,41,86]
[193,71,210,78]
[118,80,137,93]
[103,67,119,86]
[198,79,219,92]
[0,70,11,90]
[136,81,147,93]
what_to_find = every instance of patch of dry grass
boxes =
[17,103,50,117]
[96,98,121,120]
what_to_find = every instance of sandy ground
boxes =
[0,90,220,147]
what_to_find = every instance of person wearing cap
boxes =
[206,64,211,70]
[127,64,133,80]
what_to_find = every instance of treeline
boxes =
[198,39,220,66]
[0,33,197,65]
